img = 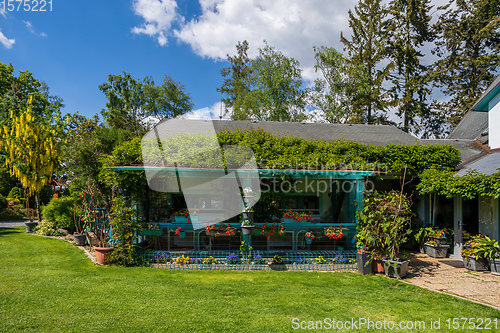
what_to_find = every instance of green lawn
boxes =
[0,227,499,332]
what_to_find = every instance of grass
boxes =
[0,227,499,332]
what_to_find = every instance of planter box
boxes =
[356,251,372,275]
[490,259,500,274]
[138,229,163,236]
[463,256,488,271]
[73,234,87,246]
[430,236,449,246]
[383,260,410,279]
[425,243,449,258]
[25,222,38,233]
[174,216,198,223]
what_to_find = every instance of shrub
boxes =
[7,187,23,200]
[33,220,65,237]
[42,197,78,231]
[0,194,7,212]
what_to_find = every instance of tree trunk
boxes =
[35,193,40,222]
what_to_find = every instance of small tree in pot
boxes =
[356,189,413,278]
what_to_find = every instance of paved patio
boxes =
[405,252,500,310]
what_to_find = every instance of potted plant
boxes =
[174,226,186,239]
[304,231,315,244]
[173,209,198,224]
[242,187,254,206]
[282,210,312,223]
[428,228,451,246]
[356,189,413,277]
[205,223,236,237]
[73,198,87,246]
[325,225,344,240]
[138,221,162,236]
[469,236,500,272]
[424,240,449,258]
[413,226,436,253]
[258,222,285,237]
[240,219,255,236]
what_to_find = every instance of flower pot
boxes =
[383,259,410,279]
[174,216,189,223]
[243,195,254,205]
[430,236,448,246]
[356,250,372,275]
[419,242,426,254]
[283,218,296,223]
[73,234,86,246]
[372,258,385,273]
[241,225,255,236]
[242,211,254,221]
[424,243,449,258]
[178,231,186,239]
[25,221,38,233]
[490,259,500,274]
[138,229,163,236]
[94,247,114,265]
[463,256,488,271]
[305,236,313,245]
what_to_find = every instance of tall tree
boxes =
[244,42,308,122]
[310,46,364,123]
[99,72,193,135]
[1,96,65,221]
[432,0,500,128]
[217,40,253,119]
[341,0,393,124]
[387,0,434,136]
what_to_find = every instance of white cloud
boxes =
[0,30,15,49]
[132,0,356,82]
[179,101,224,120]
[0,7,6,18]
[23,20,47,37]
[131,0,181,46]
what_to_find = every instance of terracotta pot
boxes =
[94,247,114,265]
[372,258,385,273]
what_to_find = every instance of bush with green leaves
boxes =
[356,190,414,261]
[33,219,65,237]
[109,196,139,266]
[42,197,78,231]
[0,194,7,212]
[7,187,23,200]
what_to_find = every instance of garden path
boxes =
[405,252,500,310]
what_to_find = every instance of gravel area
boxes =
[405,252,500,310]
[0,220,33,228]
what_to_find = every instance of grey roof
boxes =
[447,110,489,141]
[419,139,487,162]
[455,151,500,176]
[210,120,419,146]
[470,75,500,111]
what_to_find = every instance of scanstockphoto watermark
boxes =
[257,159,389,174]
[291,317,440,330]
[260,177,375,196]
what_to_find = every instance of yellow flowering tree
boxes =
[1,95,66,221]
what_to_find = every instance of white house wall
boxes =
[488,91,500,149]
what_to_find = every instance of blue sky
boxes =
[0,0,446,121]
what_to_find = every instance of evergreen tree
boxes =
[341,0,393,124]
[432,0,500,128]
[217,40,253,119]
[387,0,434,136]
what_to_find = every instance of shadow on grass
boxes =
[0,227,24,236]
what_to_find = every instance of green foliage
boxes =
[417,168,500,199]
[109,196,139,266]
[472,236,500,260]
[432,0,500,128]
[99,72,193,135]
[356,190,414,260]
[7,187,23,199]
[41,197,78,231]
[387,0,435,136]
[0,205,25,221]
[0,194,7,212]
[340,0,393,124]
[33,219,65,237]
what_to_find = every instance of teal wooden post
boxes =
[242,233,252,249]
[352,178,365,249]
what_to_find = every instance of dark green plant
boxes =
[7,187,23,200]
[0,194,7,213]
[109,196,139,266]
[356,190,414,261]
[42,197,79,231]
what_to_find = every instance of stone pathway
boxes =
[405,252,500,310]
[0,220,32,228]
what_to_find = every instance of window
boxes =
[281,195,320,214]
